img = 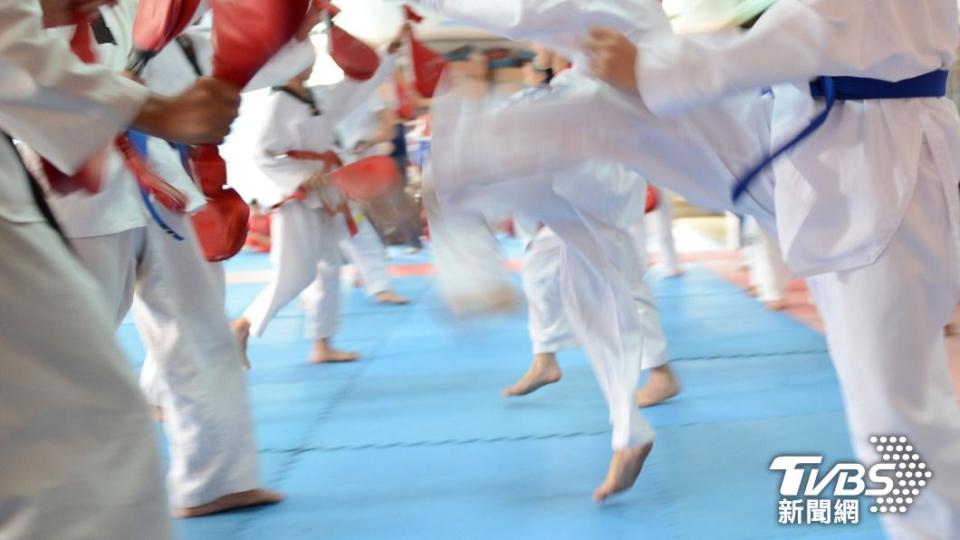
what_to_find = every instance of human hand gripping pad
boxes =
[188,0,311,260]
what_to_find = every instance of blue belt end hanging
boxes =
[128,130,186,242]
[139,187,185,241]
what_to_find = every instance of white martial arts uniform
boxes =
[743,216,789,303]
[41,2,259,510]
[522,227,579,354]
[338,215,393,297]
[523,224,669,371]
[42,2,314,509]
[136,12,316,404]
[426,69,663,450]
[0,1,169,538]
[642,187,681,275]
[416,0,960,537]
[243,54,397,340]
[333,95,396,297]
[507,80,670,368]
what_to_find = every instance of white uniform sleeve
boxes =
[252,94,317,194]
[320,51,398,127]
[0,0,150,173]
[638,0,957,116]
[409,0,669,61]
[244,38,317,92]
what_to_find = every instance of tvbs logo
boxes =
[770,435,933,525]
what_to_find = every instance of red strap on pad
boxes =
[645,186,660,214]
[115,134,188,213]
[403,6,446,98]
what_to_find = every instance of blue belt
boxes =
[127,131,185,241]
[731,69,949,201]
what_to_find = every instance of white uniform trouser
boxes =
[807,150,960,539]
[644,188,681,275]
[743,217,789,303]
[340,217,391,297]
[0,219,170,540]
[431,79,960,539]
[71,210,259,509]
[523,228,580,354]
[426,163,656,450]
[138,263,229,406]
[524,226,669,372]
[244,201,342,340]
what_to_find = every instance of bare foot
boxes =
[310,338,360,364]
[152,406,164,423]
[593,442,654,502]
[765,299,788,311]
[375,290,410,305]
[231,318,252,369]
[173,489,284,518]
[635,365,680,408]
[502,353,562,397]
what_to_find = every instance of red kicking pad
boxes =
[192,188,251,262]
[127,0,203,74]
[403,5,447,98]
[645,185,659,214]
[329,156,401,201]
[314,1,380,81]
[187,0,312,261]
